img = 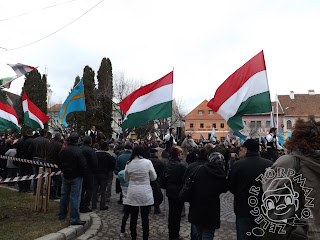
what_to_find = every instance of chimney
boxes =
[289,91,294,99]
[308,89,315,95]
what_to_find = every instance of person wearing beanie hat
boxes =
[229,138,273,239]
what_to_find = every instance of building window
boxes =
[200,123,204,128]
[220,137,225,142]
[209,110,214,115]
[190,123,194,128]
[212,123,216,128]
[250,121,255,128]
[266,121,270,128]
[287,120,292,130]
[198,110,203,115]
[257,121,261,128]
[220,123,224,128]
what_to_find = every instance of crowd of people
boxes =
[0,116,319,240]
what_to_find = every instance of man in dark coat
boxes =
[228,139,273,240]
[47,133,63,199]
[92,141,115,210]
[79,136,98,213]
[16,129,33,192]
[58,133,87,225]
[188,149,228,239]
[29,129,49,195]
[148,148,165,214]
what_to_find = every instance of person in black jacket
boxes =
[16,129,34,192]
[47,133,63,199]
[29,129,49,195]
[228,139,273,240]
[92,141,115,210]
[79,136,98,213]
[188,149,228,240]
[58,133,87,225]
[160,146,187,240]
[148,148,165,214]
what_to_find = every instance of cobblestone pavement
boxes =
[89,182,237,240]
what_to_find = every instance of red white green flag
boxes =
[119,71,173,130]
[22,91,50,130]
[207,51,272,132]
[0,101,20,132]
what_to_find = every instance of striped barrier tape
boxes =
[0,155,58,168]
[0,171,62,184]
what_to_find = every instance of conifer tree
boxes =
[82,66,96,132]
[97,58,113,138]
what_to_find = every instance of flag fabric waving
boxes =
[8,63,35,76]
[119,71,173,130]
[0,101,20,132]
[233,131,247,142]
[58,79,86,127]
[209,126,216,141]
[22,92,50,130]
[1,63,36,88]
[207,51,272,132]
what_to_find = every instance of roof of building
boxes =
[183,100,225,121]
[48,104,62,112]
[278,92,320,117]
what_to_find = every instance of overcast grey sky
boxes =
[1,0,320,113]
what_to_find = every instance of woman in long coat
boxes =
[124,146,157,240]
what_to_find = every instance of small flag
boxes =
[58,79,86,127]
[209,126,216,141]
[2,63,36,88]
[8,63,35,76]
[120,71,173,130]
[233,131,247,142]
[207,51,272,132]
[0,101,20,132]
[22,91,50,130]
[200,133,205,143]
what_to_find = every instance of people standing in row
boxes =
[124,146,157,240]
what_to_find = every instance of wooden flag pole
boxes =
[44,168,52,213]
[34,167,43,211]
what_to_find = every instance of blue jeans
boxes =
[191,224,215,240]
[236,216,262,240]
[58,177,83,224]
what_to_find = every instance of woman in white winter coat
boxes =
[124,146,157,240]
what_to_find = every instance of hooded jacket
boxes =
[188,162,228,229]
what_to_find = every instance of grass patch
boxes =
[0,186,68,240]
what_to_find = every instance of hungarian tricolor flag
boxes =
[119,71,173,130]
[207,51,272,132]
[22,92,50,130]
[0,101,20,132]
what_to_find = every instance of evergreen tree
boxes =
[82,66,96,132]
[97,58,113,138]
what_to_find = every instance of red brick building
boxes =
[182,100,229,142]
